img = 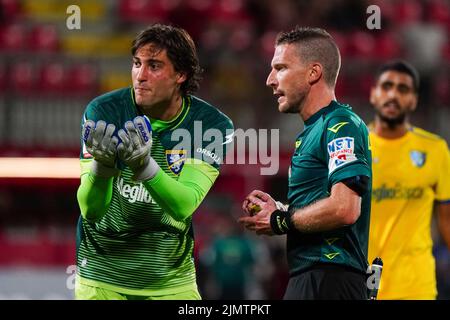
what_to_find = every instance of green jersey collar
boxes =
[150,96,190,132]
[303,100,350,127]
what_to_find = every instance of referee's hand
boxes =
[239,190,277,235]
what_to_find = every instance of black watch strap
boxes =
[270,210,294,235]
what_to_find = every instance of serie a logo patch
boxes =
[166,150,187,175]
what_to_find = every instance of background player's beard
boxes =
[376,109,407,130]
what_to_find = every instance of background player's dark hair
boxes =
[276,26,341,88]
[375,60,420,92]
[132,24,202,95]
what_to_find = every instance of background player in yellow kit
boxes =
[368,60,450,300]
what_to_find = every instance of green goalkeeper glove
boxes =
[82,120,119,177]
[117,116,160,181]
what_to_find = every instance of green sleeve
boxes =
[142,159,219,221]
[325,116,371,187]
[76,159,114,222]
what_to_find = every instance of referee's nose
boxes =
[266,69,277,89]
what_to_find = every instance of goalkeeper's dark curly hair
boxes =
[132,24,202,96]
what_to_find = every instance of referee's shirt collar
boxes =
[304,100,339,127]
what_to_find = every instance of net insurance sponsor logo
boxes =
[116,177,155,204]
[327,137,357,173]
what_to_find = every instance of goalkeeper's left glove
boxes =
[82,120,119,177]
[117,116,160,181]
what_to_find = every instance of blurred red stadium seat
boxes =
[165,0,212,39]
[0,23,26,51]
[0,0,22,23]
[69,63,99,95]
[335,73,350,99]
[356,73,374,99]
[347,31,376,59]
[434,73,450,105]
[0,230,75,266]
[329,31,349,57]
[428,0,450,26]
[259,30,277,60]
[375,32,402,60]
[38,62,66,93]
[119,0,168,23]
[210,173,246,203]
[208,0,250,24]
[395,0,423,25]
[442,42,450,61]
[29,24,59,52]
[0,63,7,92]
[228,22,253,51]
[10,61,35,93]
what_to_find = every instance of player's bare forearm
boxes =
[239,184,361,235]
[290,182,361,233]
[438,203,450,250]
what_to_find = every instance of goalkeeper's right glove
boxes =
[82,120,119,177]
[117,116,159,182]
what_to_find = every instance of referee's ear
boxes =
[308,63,322,85]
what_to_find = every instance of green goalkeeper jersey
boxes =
[287,100,372,275]
[76,87,233,295]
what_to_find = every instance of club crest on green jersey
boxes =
[166,150,187,175]
[410,150,426,168]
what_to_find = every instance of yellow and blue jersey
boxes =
[368,127,450,299]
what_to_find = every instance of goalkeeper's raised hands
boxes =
[82,120,119,177]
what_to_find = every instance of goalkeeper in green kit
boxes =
[76,24,233,300]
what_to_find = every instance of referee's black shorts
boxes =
[283,263,368,300]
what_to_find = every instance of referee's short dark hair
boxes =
[375,60,420,93]
[276,26,341,89]
[132,24,202,95]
